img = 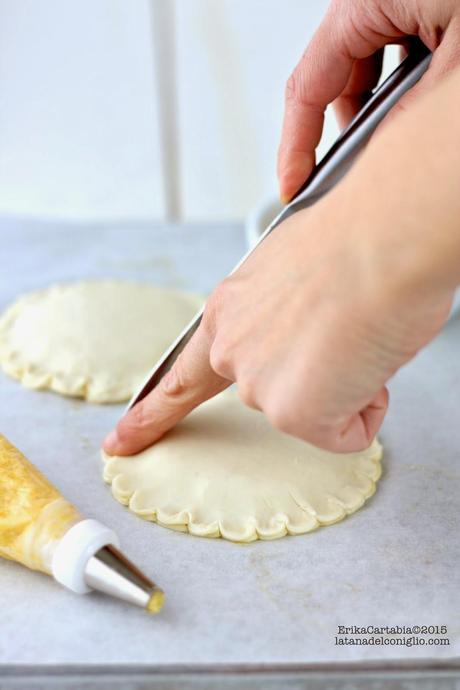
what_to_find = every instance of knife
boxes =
[127,39,431,413]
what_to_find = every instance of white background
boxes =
[0,0,399,223]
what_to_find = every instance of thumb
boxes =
[103,321,231,456]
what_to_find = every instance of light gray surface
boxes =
[0,218,459,667]
[1,663,460,690]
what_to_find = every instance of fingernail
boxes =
[103,429,119,453]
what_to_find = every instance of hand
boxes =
[104,55,460,459]
[278,0,460,202]
[103,195,453,457]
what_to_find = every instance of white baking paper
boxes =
[0,218,458,665]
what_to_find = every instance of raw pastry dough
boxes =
[0,281,202,403]
[103,390,382,542]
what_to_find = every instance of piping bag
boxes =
[0,434,164,613]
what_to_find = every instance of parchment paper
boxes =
[0,218,458,665]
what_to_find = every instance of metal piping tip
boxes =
[84,544,164,614]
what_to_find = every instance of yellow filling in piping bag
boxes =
[0,434,164,614]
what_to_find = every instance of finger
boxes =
[333,50,384,129]
[291,387,388,453]
[277,5,402,203]
[335,386,389,453]
[103,321,231,456]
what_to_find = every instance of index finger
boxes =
[277,3,395,202]
[103,318,230,456]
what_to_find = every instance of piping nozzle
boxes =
[85,545,165,614]
[52,519,164,614]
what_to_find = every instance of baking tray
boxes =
[0,217,459,687]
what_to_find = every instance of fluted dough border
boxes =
[0,283,203,404]
[102,441,382,543]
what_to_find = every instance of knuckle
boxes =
[237,377,257,409]
[199,302,216,342]
[201,280,230,335]
[266,403,295,435]
[118,403,153,438]
[203,277,239,335]
[158,353,195,399]
[200,302,216,338]
[285,64,315,108]
[209,339,231,378]
[211,278,232,310]
[159,357,189,397]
